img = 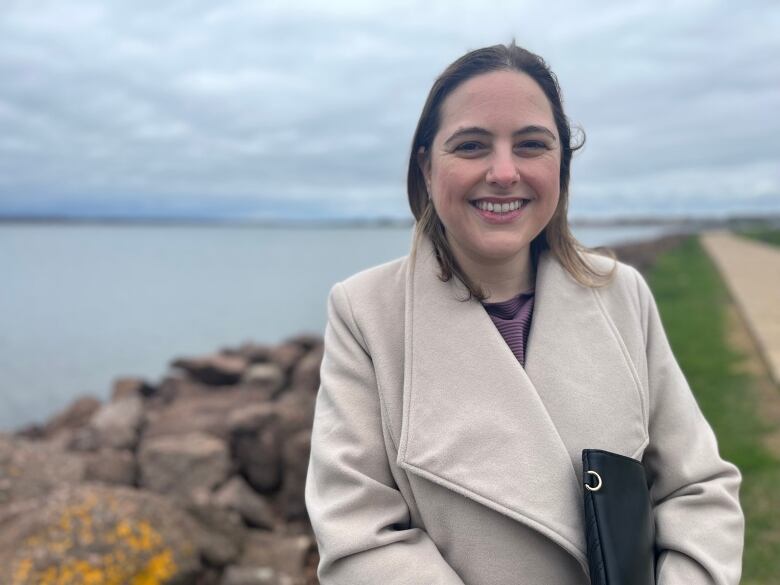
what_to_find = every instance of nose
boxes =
[486,148,520,189]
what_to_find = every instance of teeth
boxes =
[475,200,526,213]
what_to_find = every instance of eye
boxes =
[453,141,486,153]
[516,140,549,150]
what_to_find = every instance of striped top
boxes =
[481,290,535,367]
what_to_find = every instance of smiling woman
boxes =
[305,42,744,585]
[417,70,563,300]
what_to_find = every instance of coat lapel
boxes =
[396,235,646,574]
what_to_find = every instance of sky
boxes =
[1,0,779,221]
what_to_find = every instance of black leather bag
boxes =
[582,449,656,585]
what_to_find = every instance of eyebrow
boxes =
[443,125,557,146]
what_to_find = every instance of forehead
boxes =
[438,70,557,138]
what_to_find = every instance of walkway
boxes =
[700,230,780,386]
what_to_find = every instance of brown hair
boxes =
[408,41,616,301]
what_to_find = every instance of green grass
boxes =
[648,235,780,584]
[737,227,780,247]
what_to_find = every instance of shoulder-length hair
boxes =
[408,41,616,301]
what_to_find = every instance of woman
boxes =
[304,42,744,584]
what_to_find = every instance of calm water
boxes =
[0,222,676,431]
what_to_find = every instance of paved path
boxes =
[700,230,780,386]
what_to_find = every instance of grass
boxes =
[647,235,780,584]
[737,227,780,246]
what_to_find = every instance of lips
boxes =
[469,198,530,213]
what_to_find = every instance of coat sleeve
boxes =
[633,268,744,585]
[305,282,467,584]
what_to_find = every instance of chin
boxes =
[474,242,530,262]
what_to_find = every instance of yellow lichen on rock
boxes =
[12,557,33,582]
[5,486,195,585]
[132,549,178,585]
[11,513,179,584]
[12,547,178,585]
[113,519,162,552]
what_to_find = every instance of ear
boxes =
[417,146,431,187]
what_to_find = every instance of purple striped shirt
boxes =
[481,290,535,367]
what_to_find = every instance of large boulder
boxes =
[152,372,206,405]
[237,530,315,585]
[229,405,282,494]
[0,483,202,584]
[15,395,101,444]
[212,476,275,530]
[171,353,249,386]
[83,448,137,486]
[225,341,274,364]
[274,391,316,438]
[220,565,278,585]
[275,430,311,522]
[284,334,323,353]
[138,432,231,500]
[111,376,156,401]
[0,434,85,507]
[74,395,145,451]
[242,363,285,396]
[185,494,247,568]
[144,388,274,441]
[268,343,306,376]
[290,345,323,393]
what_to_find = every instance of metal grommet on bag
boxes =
[585,470,602,492]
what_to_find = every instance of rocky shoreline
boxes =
[1,234,687,585]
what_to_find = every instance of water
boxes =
[0,222,675,431]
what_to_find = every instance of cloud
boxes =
[0,0,778,219]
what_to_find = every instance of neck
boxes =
[450,241,535,303]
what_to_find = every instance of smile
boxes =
[469,199,529,214]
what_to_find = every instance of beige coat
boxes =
[305,233,744,584]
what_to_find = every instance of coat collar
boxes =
[396,233,642,574]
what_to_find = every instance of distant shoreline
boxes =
[1,213,779,230]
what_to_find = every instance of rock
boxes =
[171,353,249,386]
[290,345,323,393]
[10,423,45,441]
[284,334,323,353]
[67,426,102,452]
[0,483,202,584]
[85,395,145,450]
[145,388,274,441]
[15,395,101,442]
[221,565,278,585]
[227,403,278,434]
[5,333,326,585]
[268,343,306,375]
[276,430,311,522]
[111,376,155,401]
[84,448,136,486]
[274,391,315,438]
[242,363,285,396]
[230,406,282,493]
[197,567,223,585]
[185,497,246,568]
[239,530,314,583]
[225,341,274,364]
[153,372,199,405]
[0,434,86,507]
[213,476,276,530]
[138,432,231,499]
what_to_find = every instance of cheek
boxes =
[433,163,474,203]
[528,157,561,198]
[432,166,466,209]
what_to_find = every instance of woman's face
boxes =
[421,70,561,269]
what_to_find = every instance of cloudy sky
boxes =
[1,0,778,220]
